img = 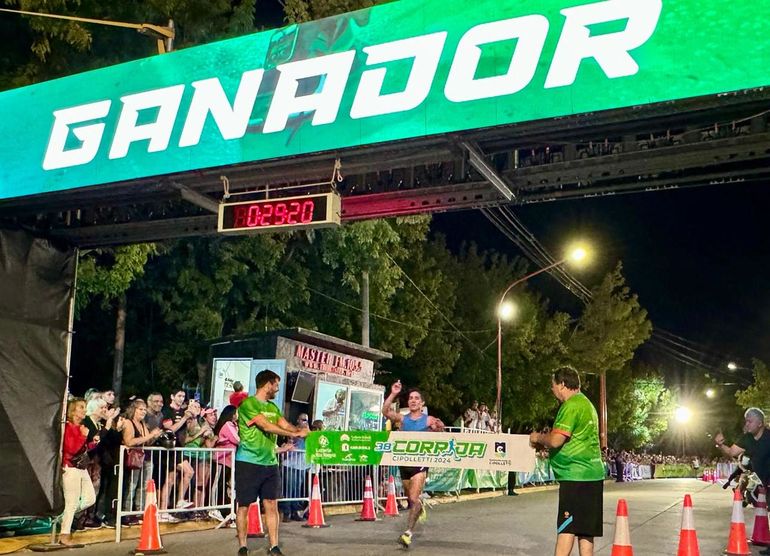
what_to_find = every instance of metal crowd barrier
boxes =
[716,462,737,480]
[114,447,407,542]
[115,446,235,543]
[443,426,496,434]
[517,457,555,486]
[281,450,405,507]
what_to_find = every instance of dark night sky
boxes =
[433,180,770,377]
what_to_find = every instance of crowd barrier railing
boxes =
[115,446,235,543]
[114,447,407,542]
[443,426,497,434]
[716,462,738,480]
[517,457,555,486]
[113,445,712,542]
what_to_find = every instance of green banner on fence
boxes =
[305,430,535,471]
[1,0,769,199]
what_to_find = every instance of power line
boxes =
[281,274,496,338]
[384,253,491,357]
[482,203,751,383]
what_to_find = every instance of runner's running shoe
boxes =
[398,531,412,548]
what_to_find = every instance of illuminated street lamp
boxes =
[497,301,517,322]
[727,362,738,371]
[674,406,693,424]
[496,244,590,423]
[705,388,716,399]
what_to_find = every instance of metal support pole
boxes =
[599,372,608,450]
[496,259,565,424]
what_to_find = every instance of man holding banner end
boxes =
[236,370,308,556]
[529,366,604,556]
[382,380,444,549]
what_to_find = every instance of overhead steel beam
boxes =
[340,181,501,220]
[460,141,515,201]
[508,132,770,192]
[49,215,218,247]
[171,182,219,213]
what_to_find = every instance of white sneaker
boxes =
[207,510,224,522]
[158,513,180,523]
[175,500,194,509]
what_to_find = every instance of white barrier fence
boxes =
[443,426,498,434]
[113,446,720,543]
[115,446,235,542]
[114,447,406,542]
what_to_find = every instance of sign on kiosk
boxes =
[276,337,374,382]
[2,0,769,200]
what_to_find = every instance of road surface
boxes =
[67,479,764,555]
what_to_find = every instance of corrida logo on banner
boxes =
[305,431,537,471]
[375,438,487,464]
[1,0,769,199]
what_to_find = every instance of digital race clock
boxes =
[218,192,341,233]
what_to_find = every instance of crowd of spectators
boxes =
[58,384,329,544]
[603,449,734,468]
[457,400,500,432]
[59,386,249,544]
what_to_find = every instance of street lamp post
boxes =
[495,247,587,425]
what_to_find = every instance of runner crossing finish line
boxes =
[305,380,536,549]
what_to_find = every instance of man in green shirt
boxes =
[530,366,604,556]
[235,370,308,556]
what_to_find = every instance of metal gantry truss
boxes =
[1,89,768,247]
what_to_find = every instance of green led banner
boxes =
[1,0,769,200]
[305,431,535,471]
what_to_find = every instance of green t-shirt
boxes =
[236,397,282,466]
[549,392,605,482]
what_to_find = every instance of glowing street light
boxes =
[705,388,716,399]
[674,406,693,424]
[497,301,517,321]
[727,362,738,371]
[566,245,589,265]
[496,243,592,423]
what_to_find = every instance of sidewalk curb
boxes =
[0,487,558,553]
[0,519,219,554]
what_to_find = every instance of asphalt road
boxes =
[66,479,766,555]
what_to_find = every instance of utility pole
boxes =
[599,372,608,450]
[361,270,370,347]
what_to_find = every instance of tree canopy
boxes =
[3,0,682,450]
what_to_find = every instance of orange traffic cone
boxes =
[303,474,330,528]
[247,501,266,538]
[677,494,700,556]
[384,475,399,517]
[356,476,378,521]
[751,486,770,546]
[133,480,166,555]
[610,499,633,556]
[726,487,751,555]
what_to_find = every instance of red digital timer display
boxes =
[218,192,340,233]
[232,199,316,228]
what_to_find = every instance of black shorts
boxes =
[399,466,428,481]
[235,461,281,505]
[557,480,603,538]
